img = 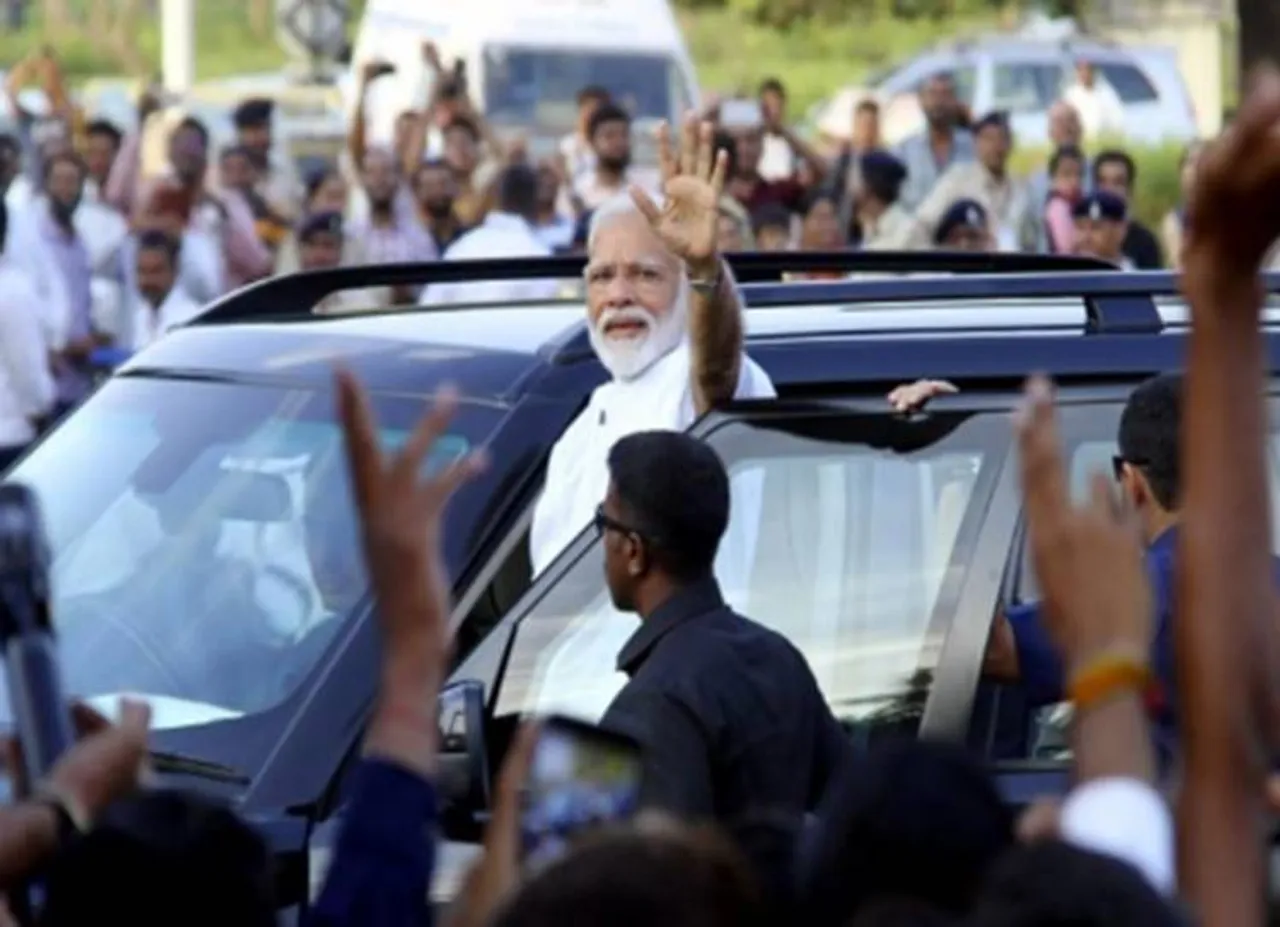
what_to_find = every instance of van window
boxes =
[482,46,684,134]
[492,410,1008,741]
[992,62,1065,113]
[1093,63,1159,104]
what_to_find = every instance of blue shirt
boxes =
[1008,526,1280,768]
[893,129,976,213]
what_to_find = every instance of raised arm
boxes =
[631,114,742,414]
[1175,67,1280,926]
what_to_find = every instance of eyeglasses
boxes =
[593,505,648,542]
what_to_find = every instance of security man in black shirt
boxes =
[598,430,853,822]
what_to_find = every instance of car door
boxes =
[1081,54,1186,144]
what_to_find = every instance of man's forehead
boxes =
[589,215,677,265]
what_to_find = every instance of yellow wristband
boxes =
[1067,653,1152,713]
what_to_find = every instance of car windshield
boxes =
[1,377,501,731]
[493,409,1009,739]
[482,45,683,136]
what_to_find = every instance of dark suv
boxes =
[4,253,1278,912]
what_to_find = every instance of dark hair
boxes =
[0,198,8,255]
[413,157,453,182]
[861,152,908,205]
[0,133,18,156]
[751,202,791,235]
[578,85,611,107]
[493,826,764,927]
[42,150,86,184]
[137,228,181,263]
[443,115,481,143]
[588,102,632,141]
[304,165,340,202]
[1049,145,1085,176]
[1093,148,1137,187]
[758,77,786,98]
[801,187,840,216]
[855,99,880,115]
[849,899,958,927]
[797,739,1013,923]
[607,431,730,582]
[970,842,1181,927]
[40,790,275,927]
[86,118,123,148]
[174,116,210,149]
[496,163,539,220]
[219,144,253,163]
[1118,372,1182,510]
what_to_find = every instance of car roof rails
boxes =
[193,251,1117,325]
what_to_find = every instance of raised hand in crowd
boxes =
[0,700,150,884]
[336,370,488,776]
[1016,374,1155,788]
[632,112,728,282]
[1176,64,1280,926]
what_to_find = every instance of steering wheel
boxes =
[56,593,192,699]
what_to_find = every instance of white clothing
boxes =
[1063,82,1126,140]
[421,212,559,306]
[0,263,55,446]
[74,199,130,338]
[530,339,776,576]
[127,285,204,352]
[759,133,797,182]
[526,338,775,721]
[1061,777,1174,896]
[559,134,597,188]
[573,166,662,214]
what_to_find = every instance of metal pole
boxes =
[160,0,195,93]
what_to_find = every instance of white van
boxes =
[348,0,701,161]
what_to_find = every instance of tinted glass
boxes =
[2,378,500,731]
[482,46,682,134]
[494,411,1009,738]
[992,62,1065,113]
[1094,63,1159,104]
[913,67,978,107]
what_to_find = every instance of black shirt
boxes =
[600,578,852,822]
[1123,220,1164,269]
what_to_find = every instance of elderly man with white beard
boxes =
[529,113,776,577]
[523,114,958,722]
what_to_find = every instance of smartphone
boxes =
[520,716,643,870]
[720,99,763,131]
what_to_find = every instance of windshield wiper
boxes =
[149,750,250,785]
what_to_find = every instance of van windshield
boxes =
[482,46,683,135]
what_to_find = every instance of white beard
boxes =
[588,287,689,382]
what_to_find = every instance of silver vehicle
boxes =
[815,36,1198,147]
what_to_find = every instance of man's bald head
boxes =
[1048,102,1082,149]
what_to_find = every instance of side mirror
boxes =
[437,679,490,838]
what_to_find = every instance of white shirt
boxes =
[421,212,559,306]
[0,263,55,446]
[1063,82,1126,140]
[526,338,775,721]
[1061,777,1174,896]
[531,339,776,576]
[759,133,797,182]
[128,285,204,352]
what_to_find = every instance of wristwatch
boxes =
[687,260,724,297]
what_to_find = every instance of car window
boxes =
[1002,399,1280,761]
[1092,63,1159,104]
[493,410,1010,740]
[912,67,978,107]
[992,62,1065,113]
[2,378,500,731]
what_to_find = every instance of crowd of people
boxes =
[0,42,1236,469]
[3,35,1280,927]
